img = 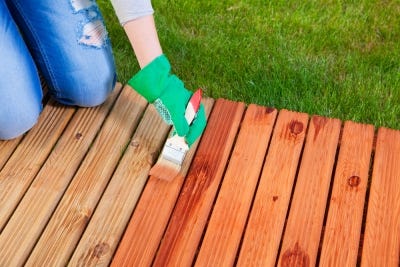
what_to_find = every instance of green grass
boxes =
[98,0,400,130]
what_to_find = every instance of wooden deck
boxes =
[1,83,399,266]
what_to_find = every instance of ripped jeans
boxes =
[0,0,116,140]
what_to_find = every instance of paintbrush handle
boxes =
[184,89,202,124]
[171,88,202,150]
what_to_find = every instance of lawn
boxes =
[98,0,400,130]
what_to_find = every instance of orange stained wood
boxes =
[237,109,309,266]
[277,116,341,267]
[362,128,400,267]
[110,98,214,267]
[319,121,374,266]
[152,99,245,266]
[195,104,277,267]
[0,83,399,266]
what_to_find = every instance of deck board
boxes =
[110,98,214,267]
[278,116,341,266]
[153,99,245,266]
[26,85,147,266]
[0,100,76,231]
[238,109,309,266]
[362,128,400,266]
[319,121,374,266]
[0,83,399,266]
[69,94,169,266]
[0,84,122,266]
[195,104,277,266]
[0,137,21,171]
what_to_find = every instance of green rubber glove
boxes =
[128,54,206,146]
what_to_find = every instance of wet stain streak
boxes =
[312,116,328,141]
[281,242,310,267]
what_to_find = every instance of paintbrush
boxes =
[150,89,203,181]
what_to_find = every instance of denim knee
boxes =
[53,64,117,108]
[6,0,117,108]
[0,0,43,140]
[0,98,42,140]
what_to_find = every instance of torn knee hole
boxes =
[79,20,107,48]
[70,0,96,12]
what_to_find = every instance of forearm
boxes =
[110,0,161,68]
[123,15,163,68]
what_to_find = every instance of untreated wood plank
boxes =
[0,137,21,171]
[319,121,374,266]
[152,99,245,267]
[110,98,214,267]
[25,86,147,266]
[68,98,180,266]
[361,127,400,266]
[277,116,341,267]
[0,100,76,231]
[237,109,309,266]
[195,104,277,266]
[0,83,48,170]
[0,84,122,266]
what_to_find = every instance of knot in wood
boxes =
[93,242,110,258]
[130,140,140,148]
[347,175,361,187]
[289,120,304,135]
[75,132,83,140]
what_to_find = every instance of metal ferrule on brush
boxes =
[161,135,189,165]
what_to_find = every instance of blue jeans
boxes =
[0,0,116,140]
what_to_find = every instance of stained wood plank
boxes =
[68,97,183,266]
[0,100,75,231]
[277,116,341,267]
[152,99,245,266]
[110,98,214,267]
[237,109,309,266]
[25,86,147,266]
[0,84,122,266]
[319,121,374,266]
[361,128,400,266]
[195,104,277,266]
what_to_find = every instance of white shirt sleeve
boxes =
[110,0,154,25]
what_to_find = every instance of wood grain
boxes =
[152,99,245,267]
[0,100,75,231]
[68,97,207,266]
[277,116,341,267]
[0,137,21,171]
[238,109,309,266]
[110,98,214,267]
[361,128,400,266]
[24,86,147,266]
[195,104,277,266]
[319,121,374,266]
[1,91,400,266]
[0,84,122,266]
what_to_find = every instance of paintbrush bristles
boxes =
[149,158,181,181]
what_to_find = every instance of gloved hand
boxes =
[128,54,206,146]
